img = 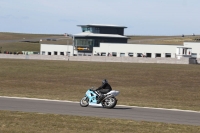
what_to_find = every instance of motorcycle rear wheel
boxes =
[80,96,89,107]
[102,97,117,109]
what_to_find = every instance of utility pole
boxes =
[72,36,74,56]
[67,40,69,61]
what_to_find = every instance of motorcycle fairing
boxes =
[86,89,98,104]
[107,90,120,96]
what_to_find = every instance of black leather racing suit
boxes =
[96,83,112,94]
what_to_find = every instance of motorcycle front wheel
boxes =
[80,96,89,107]
[102,97,117,109]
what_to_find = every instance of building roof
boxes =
[73,32,129,38]
[77,24,127,28]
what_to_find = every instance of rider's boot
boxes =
[97,93,104,104]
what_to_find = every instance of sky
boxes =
[0,0,200,35]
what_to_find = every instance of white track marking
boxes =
[0,96,199,113]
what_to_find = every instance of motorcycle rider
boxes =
[96,79,112,103]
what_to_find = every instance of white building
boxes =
[93,43,193,58]
[40,44,76,56]
[39,24,200,59]
[40,42,198,59]
[184,42,200,58]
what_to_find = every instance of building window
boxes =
[191,53,197,58]
[76,39,94,47]
[128,52,133,57]
[95,28,100,33]
[165,53,171,58]
[155,53,161,57]
[146,53,152,57]
[48,52,51,55]
[42,51,45,55]
[60,52,64,55]
[137,53,143,57]
[82,27,87,32]
[120,53,125,57]
[82,27,92,32]
[54,51,57,55]
[101,52,106,56]
[112,52,117,57]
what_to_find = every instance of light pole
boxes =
[67,40,69,61]
[72,36,74,56]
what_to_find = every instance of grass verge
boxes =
[0,59,200,111]
[0,110,199,133]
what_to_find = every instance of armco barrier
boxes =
[0,54,197,64]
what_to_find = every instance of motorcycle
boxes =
[80,88,120,109]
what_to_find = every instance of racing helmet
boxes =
[102,79,108,84]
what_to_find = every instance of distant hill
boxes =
[0,32,200,53]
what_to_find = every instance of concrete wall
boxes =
[0,54,68,60]
[0,54,197,64]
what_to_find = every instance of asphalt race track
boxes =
[0,96,200,126]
